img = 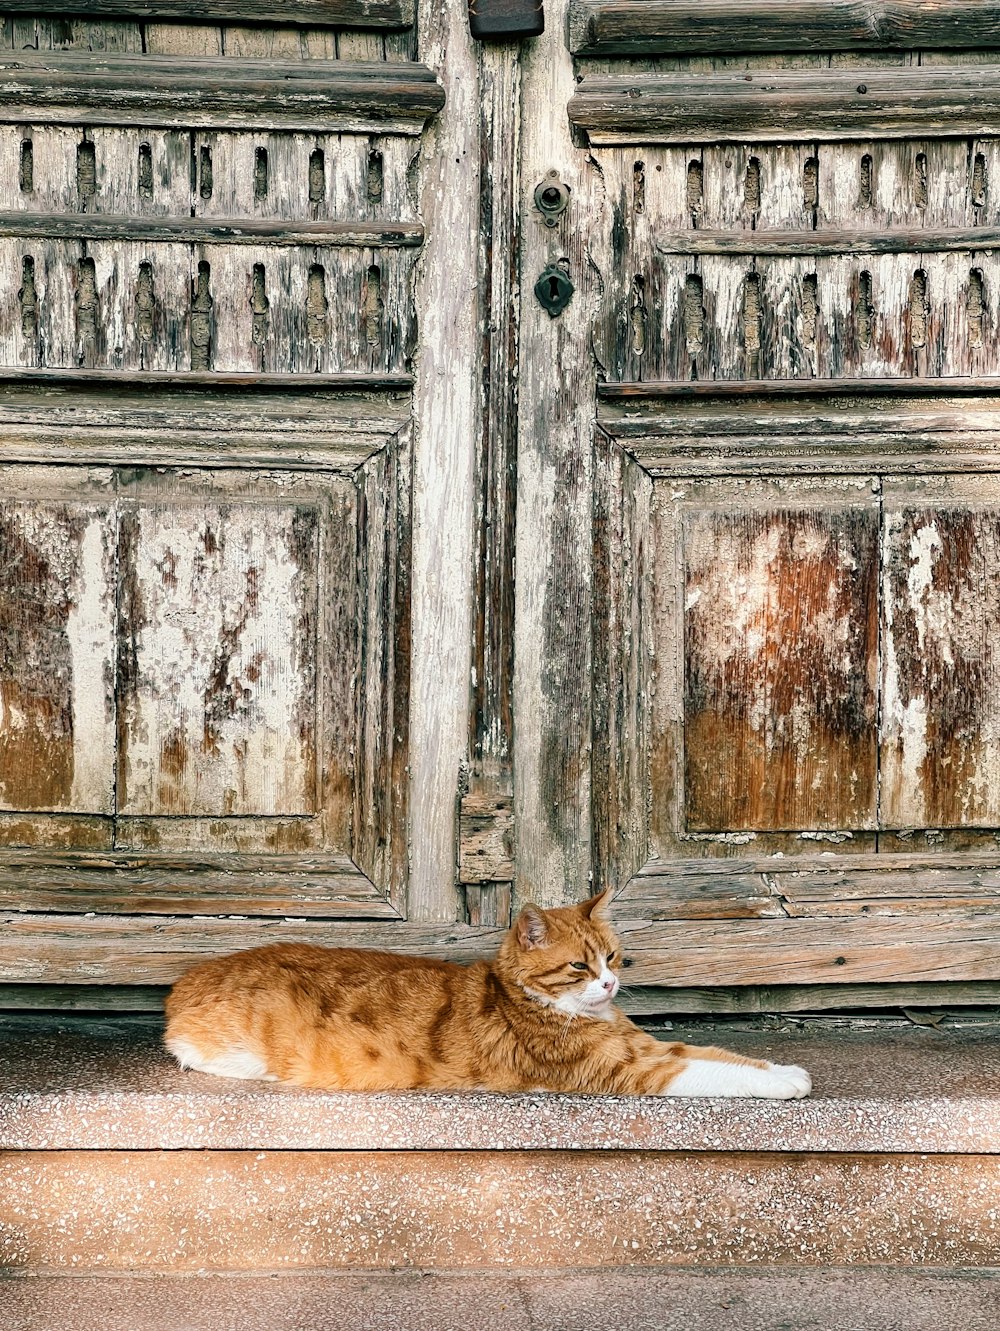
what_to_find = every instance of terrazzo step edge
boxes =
[2,1147,999,1273]
[4,1015,1000,1154]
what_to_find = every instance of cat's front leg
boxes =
[664,1046,811,1100]
[611,1034,811,1100]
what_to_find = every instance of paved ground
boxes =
[4,1268,1000,1331]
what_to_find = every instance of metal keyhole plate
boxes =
[534,263,574,317]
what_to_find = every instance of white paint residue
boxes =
[67,515,116,813]
[906,524,943,655]
[122,505,314,817]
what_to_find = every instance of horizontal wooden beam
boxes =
[600,377,1000,401]
[653,226,1000,258]
[570,65,1000,144]
[569,0,1000,56]
[0,849,400,920]
[0,914,506,984]
[0,53,443,133]
[0,214,423,248]
[1,0,413,25]
[0,368,413,390]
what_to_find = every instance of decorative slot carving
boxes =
[254,146,269,202]
[742,270,762,369]
[251,262,269,347]
[308,147,326,204]
[633,160,645,214]
[367,148,384,205]
[972,151,988,210]
[856,269,874,349]
[859,153,873,210]
[136,262,155,342]
[914,152,928,210]
[908,268,928,348]
[968,268,985,349]
[307,263,329,345]
[76,257,98,359]
[803,156,819,224]
[363,263,383,352]
[686,158,703,221]
[190,260,213,369]
[138,143,153,202]
[77,140,96,201]
[802,272,819,346]
[744,156,761,224]
[19,138,33,194]
[683,272,704,355]
[199,145,213,200]
[19,255,37,342]
[629,273,646,356]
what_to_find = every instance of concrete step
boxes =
[4,1268,1000,1331]
[3,1015,1000,1274]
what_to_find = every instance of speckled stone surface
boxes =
[2,1015,1000,1153]
[3,1149,1000,1270]
[4,1269,1000,1331]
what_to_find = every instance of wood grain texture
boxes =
[570,67,1000,145]
[406,0,479,923]
[881,476,1000,829]
[0,913,505,983]
[0,215,423,247]
[569,1,1000,55]
[1,0,413,24]
[0,848,397,917]
[513,3,602,910]
[0,53,443,133]
[592,430,652,892]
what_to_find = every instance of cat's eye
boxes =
[570,961,589,971]
[607,951,617,963]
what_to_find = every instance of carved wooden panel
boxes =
[597,400,1000,854]
[0,125,420,378]
[0,430,410,915]
[592,140,1000,384]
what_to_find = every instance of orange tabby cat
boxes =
[165,889,811,1099]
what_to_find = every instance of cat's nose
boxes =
[602,977,617,993]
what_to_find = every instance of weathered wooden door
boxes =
[5,0,1000,1012]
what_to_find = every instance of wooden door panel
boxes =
[117,491,320,819]
[0,468,116,816]
[882,477,1000,829]
[682,487,879,832]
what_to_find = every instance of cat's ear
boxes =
[578,886,613,919]
[515,904,549,950]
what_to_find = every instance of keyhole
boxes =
[548,274,561,300]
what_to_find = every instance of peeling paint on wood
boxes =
[117,486,318,818]
[882,477,1000,829]
[0,470,116,816]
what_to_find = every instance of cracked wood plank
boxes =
[569,1,1000,55]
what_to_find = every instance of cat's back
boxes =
[167,941,458,1011]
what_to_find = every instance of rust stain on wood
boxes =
[683,494,878,831]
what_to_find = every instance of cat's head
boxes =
[497,888,622,1019]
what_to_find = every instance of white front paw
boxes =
[758,1062,812,1099]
